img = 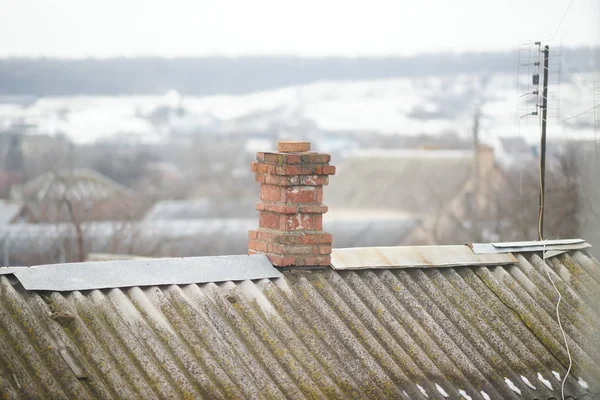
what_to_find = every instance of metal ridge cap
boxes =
[330,245,518,270]
[11,254,282,292]
[469,239,591,254]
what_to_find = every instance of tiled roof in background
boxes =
[0,247,598,399]
[15,168,134,202]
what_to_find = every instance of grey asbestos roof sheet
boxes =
[12,254,281,291]
[0,248,598,399]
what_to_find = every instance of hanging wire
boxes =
[541,240,573,400]
[560,104,599,123]
[556,0,575,34]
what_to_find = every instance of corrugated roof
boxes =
[0,248,598,399]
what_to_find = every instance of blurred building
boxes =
[10,169,138,223]
[327,146,500,244]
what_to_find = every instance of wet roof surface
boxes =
[0,249,598,399]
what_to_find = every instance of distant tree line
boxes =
[0,47,597,96]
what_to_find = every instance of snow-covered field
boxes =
[1,72,597,145]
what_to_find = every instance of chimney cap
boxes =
[277,141,311,153]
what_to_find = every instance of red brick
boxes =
[260,184,281,201]
[275,165,301,175]
[268,243,285,253]
[256,152,304,165]
[251,162,277,174]
[259,212,281,230]
[321,165,336,175]
[283,186,316,203]
[277,141,311,153]
[301,153,331,164]
[255,173,300,186]
[248,230,258,240]
[253,230,332,245]
[294,255,331,266]
[299,175,329,186]
[268,254,297,267]
[314,187,323,203]
[248,240,268,252]
[283,214,322,231]
[318,245,332,255]
[280,245,316,255]
[315,216,322,230]
[256,202,298,214]
[294,232,333,245]
[259,153,283,163]
[297,204,328,214]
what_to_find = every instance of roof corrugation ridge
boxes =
[256,278,376,399]
[160,284,268,400]
[24,291,108,400]
[107,287,205,398]
[0,280,66,399]
[308,273,417,390]
[554,252,600,319]
[215,281,340,399]
[0,277,82,399]
[437,268,562,383]
[414,267,551,398]
[337,271,454,394]
[475,266,600,384]
[455,267,586,397]
[265,276,389,400]
[510,256,600,366]
[199,281,307,399]
[515,254,600,336]
[290,274,403,398]
[571,251,600,285]
[496,262,600,377]
[371,269,489,396]
[340,270,465,398]
[180,283,286,399]
[49,290,142,398]
[127,285,225,398]
[90,289,180,399]
[235,280,353,400]
[145,285,252,399]
[388,269,517,399]
[310,271,423,396]
[66,290,160,399]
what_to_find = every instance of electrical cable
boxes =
[541,240,572,400]
[561,104,599,123]
[556,0,575,34]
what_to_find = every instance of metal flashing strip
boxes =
[13,254,282,291]
[470,239,591,254]
[0,267,28,276]
[330,245,518,270]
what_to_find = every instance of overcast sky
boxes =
[0,0,598,58]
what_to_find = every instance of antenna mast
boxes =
[538,45,550,241]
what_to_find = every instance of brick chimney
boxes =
[248,141,335,267]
